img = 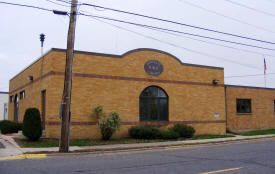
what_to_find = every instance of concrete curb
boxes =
[0,154,47,160]
[23,134,275,155]
[1,134,275,158]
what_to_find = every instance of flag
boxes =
[264,58,267,75]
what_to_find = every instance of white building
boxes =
[0,92,8,120]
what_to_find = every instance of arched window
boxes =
[139,86,168,121]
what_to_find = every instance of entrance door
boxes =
[14,95,18,122]
[41,90,46,130]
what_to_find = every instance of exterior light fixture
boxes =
[53,10,68,16]
[212,79,219,85]
[28,76,33,81]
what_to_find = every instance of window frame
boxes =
[139,86,169,121]
[10,95,14,103]
[236,98,252,114]
[20,90,25,100]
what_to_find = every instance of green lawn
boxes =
[16,138,169,148]
[189,134,235,140]
[239,129,275,136]
[16,134,236,148]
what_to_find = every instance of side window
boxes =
[10,96,13,103]
[20,91,25,100]
[236,99,251,113]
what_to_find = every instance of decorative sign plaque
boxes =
[144,60,163,76]
[214,113,220,119]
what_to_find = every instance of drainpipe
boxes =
[224,85,228,131]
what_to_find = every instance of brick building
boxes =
[8,48,275,139]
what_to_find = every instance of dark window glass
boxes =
[20,91,25,100]
[236,99,251,113]
[274,100,275,112]
[140,86,168,121]
[10,96,13,103]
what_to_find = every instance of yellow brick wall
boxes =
[8,51,54,124]
[226,86,275,131]
[9,48,226,139]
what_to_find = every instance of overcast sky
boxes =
[1,0,275,92]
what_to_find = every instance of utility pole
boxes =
[59,0,78,152]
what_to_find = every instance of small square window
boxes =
[10,96,13,103]
[20,91,25,100]
[236,99,251,113]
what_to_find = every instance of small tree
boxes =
[22,108,42,141]
[92,107,121,140]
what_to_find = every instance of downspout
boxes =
[224,85,228,131]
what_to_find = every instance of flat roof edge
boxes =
[52,48,224,70]
[225,84,275,90]
[0,91,9,94]
[10,49,55,81]
[10,47,224,83]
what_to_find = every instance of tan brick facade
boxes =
[225,85,275,132]
[9,48,227,139]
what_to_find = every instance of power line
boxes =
[44,0,71,7]
[141,25,275,58]
[0,1,270,69]
[79,12,275,51]
[225,73,275,78]
[178,0,275,34]
[81,2,275,45]
[80,11,261,70]
[0,1,53,12]
[224,0,275,18]
[2,1,275,52]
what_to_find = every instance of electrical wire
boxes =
[44,0,71,7]
[79,12,275,51]
[80,11,261,70]
[0,1,269,70]
[178,0,275,34]
[224,0,275,18]
[0,1,53,12]
[141,25,275,58]
[81,2,275,45]
[2,1,275,52]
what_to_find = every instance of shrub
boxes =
[91,106,104,119]
[170,124,195,138]
[159,130,180,139]
[129,125,160,139]
[0,120,21,134]
[98,111,121,140]
[22,108,42,141]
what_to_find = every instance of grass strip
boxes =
[190,134,235,140]
[16,138,169,148]
[239,129,275,136]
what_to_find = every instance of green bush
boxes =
[170,124,195,138]
[22,108,42,141]
[0,120,21,134]
[91,106,104,119]
[159,130,180,139]
[128,125,160,139]
[98,111,121,140]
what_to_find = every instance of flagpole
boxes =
[264,74,266,88]
[263,57,267,88]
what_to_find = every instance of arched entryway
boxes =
[139,86,168,121]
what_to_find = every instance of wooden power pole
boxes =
[59,0,78,152]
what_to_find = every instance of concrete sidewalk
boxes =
[1,133,275,158]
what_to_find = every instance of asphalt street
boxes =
[1,139,275,174]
